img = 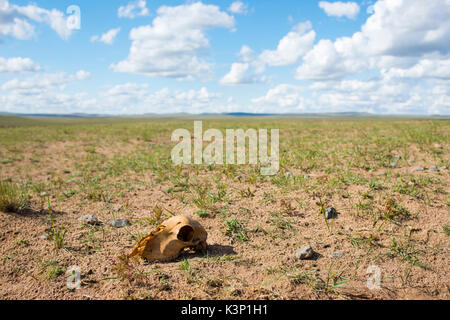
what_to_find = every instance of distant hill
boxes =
[0,111,448,119]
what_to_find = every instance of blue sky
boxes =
[0,0,449,115]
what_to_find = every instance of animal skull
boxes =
[129,215,208,262]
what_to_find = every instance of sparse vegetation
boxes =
[224,218,249,242]
[40,260,64,280]
[388,237,430,271]
[443,225,450,236]
[0,180,28,213]
[112,254,147,286]
[0,115,448,300]
[380,197,410,222]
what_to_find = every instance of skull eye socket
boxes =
[177,225,194,242]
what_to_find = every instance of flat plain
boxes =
[0,115,448,300]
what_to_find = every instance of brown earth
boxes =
[0,119,448,300]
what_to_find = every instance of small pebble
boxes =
[295,245,315,260]
[325,207,338,219]
[78,214,100,225]
[107,219,131,228]
[329,252,345,258]
[429,166,438,172]
[40,233,50,240]
[413,166,424,172]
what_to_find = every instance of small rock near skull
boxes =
[78,214,100,225]
[329,251,345,258]
[325,207,338,219]
[108,219,131,228]
[295,245,315,260]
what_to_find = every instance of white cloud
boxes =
[310,78,450,115]
[0,57,40,73]
[309,79,378,92]
[0,91,97,114]
[296,39,368,80]
[382,58,450,80]
[0,0,75,40]
[221,21,315,85]
[358,0,450,57]
[238,45,254,63]
[252,79,450,115]
[251,84,307,112]
[99,85,224,114]
[91,28,121,45]
[319,1,360,19]
[220,62,266,86]
[366,5,375,14]
[111,2,235,80]
[118,0,149,19]
[296,0,450,81]
[0,71,95,114]
[228,1,248,15]
[75,70,91,81]
[259,21,316,67]
[1,71,89,92]
[98,83,151,110]
[0,74,233,114]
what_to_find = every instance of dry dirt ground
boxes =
[0,116,448,300]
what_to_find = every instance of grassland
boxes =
[0,115,448,300]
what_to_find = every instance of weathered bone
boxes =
[129,215,207,262]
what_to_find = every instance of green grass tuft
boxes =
[0,180,29,213]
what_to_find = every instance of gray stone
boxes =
[440,166,447,170]
[40,233,50,240]
[78,214,100,225]
[390,161,398,168]
[413,166,424,172]
[108,219,131,228]
[429,166,438,172]
[325,207,338,219]
[295,245,315,260]
[329,251,345,258]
